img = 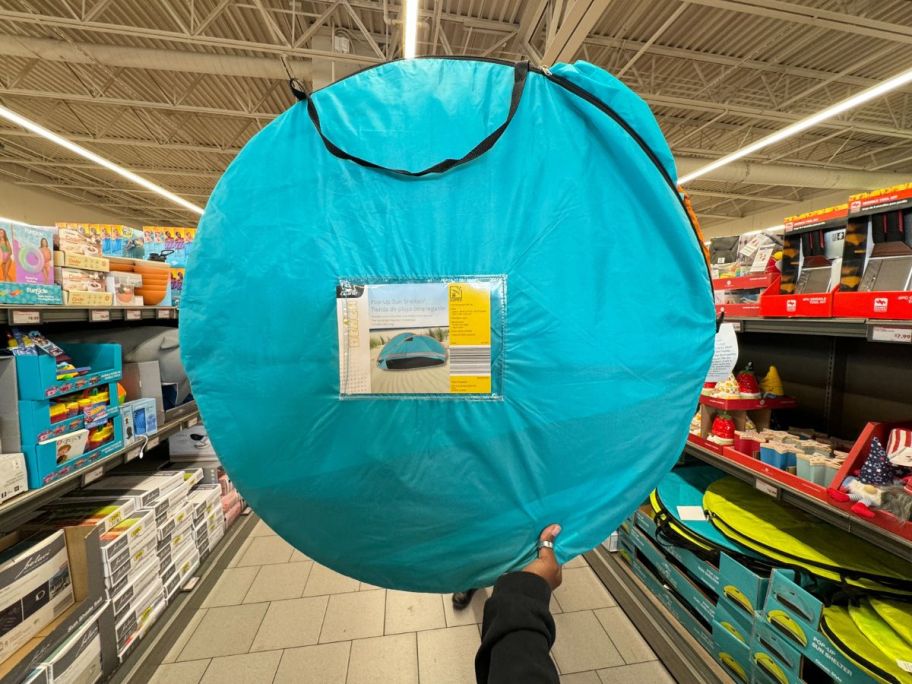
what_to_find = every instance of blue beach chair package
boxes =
[180,58,716,592]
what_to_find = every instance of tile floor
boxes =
[149,520,674,683]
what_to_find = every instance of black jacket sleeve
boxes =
[475,572,559,684]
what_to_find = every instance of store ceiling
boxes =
[0,0,911,228]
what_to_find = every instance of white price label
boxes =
[186,416,198,428]
[11,309,40,325]
[125,447,142,462]
[870,326,912,344]
[755,479,779,498]
[729,320,743,332]
[89,309,111,322]
[82,466,104,486]
[156,308,172,319]
[125,309,142,321]
[147,436,159,449]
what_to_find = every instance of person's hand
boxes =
[521,524,563,590]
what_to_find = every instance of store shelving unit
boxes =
[684,440,911,560]
[0,305,178,325]
[600,313,912,680]
[0,402,200,530]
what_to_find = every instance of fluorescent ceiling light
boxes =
[679,65,912,185]
[403,0,418,59]
[0,104,204,216]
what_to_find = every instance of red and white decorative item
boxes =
[886,427,912,467]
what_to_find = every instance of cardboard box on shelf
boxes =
[0,452,27,504]
[10,225,56,286]
[169,426,216,458]
[76,471,186,509]
[113,576,164,655]
[38,498,137,534]
[0,530,74,666]
[39,603,109,684]
[120,362,164,424]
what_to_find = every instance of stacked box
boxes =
[0,531,74,666]
[187,485,224,560]
[37,603,109,684]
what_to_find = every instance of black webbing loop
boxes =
[299,61,529,177]
[289,78,309,101]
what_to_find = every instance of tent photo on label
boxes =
[180,57,716,592]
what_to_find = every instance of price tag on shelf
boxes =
[755,479,779,498]
[186,416,198,428]
[869,325,912,344]
[11,309,40,325]
[156,309,172,320]
[729,320,743,332]
[146,436,159,449]
[82,466,104,486]
[125,447,142,463]
[125,309,142,321]
[89,309,111,323]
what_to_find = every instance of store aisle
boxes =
[147,519,673,684]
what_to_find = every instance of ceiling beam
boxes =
[646,93,912,141]
[542,0,614,65]
[0,34,311,81]
[511,0,549,60]
[0,128,240,155]
[676,157,905,189]
[687,0,912,45]
[686,189,795,204]
[0,159,221,178]
[0,9,380,66]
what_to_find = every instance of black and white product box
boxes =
[0,452,27,503]
[169,426,216,459]
[162,542,200,601]
[76,471,186,508]
[0,530,75,664]
[166,467,204,488]
[99,508,156,569]
[40,497,137,533]
[104,533,157,592]
[158,519,194,567]
[188,485,221,523]
[40,604,107,684]
[20,666,49,684]
[109,557,158,624]
[156,501,192,542]
[114,576,164,655]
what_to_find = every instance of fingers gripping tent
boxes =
[377,333,447,370]
[180,58,716,592]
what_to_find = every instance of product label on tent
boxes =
[337,279,500,397]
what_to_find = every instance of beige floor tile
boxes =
[250,520,277,537]
[199,651,282,684]
[177,603,269,660]
[442,588,491,627]
[319,590,386,643]
[385,590,446,634]
[564,555,589,569]
[290,549,311,562]
[243,561,314,603]
[552,611,624,674]
[251,596,328,651]
[303,564,361,596]
[226,537,252,568]
[594,607,656,664]
[597,661,674,684]
[149,659,210,684]
[201,567,259,608]
[359,581,382,591]
[273,642,351,684]
[552,568,616,612]
[235,535,295,566]
[417,625,480,684]
[551,595,563,614]
[347,633,418,684]
[560,672,601,684]
[162,610,207,663]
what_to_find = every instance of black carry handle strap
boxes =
[289,61,529,177]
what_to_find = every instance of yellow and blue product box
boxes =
[712,614,753,683]
[760,570,887,684]
[633,507,772,621]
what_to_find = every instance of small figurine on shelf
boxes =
[760,365,784,398]
[736,362,762,399]
[833,437,911,519]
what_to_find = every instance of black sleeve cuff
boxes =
[492,572,552,604]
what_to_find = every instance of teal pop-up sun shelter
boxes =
[377,333,447,370]
[180,57,716,592]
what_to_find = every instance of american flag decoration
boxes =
[886,428,912,468]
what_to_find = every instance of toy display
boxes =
[8,224,55,285]
[182,57,715,591]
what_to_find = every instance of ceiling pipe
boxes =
[675,157,905,191]
[0,34,311,81]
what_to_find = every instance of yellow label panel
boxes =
[448,283,491,346]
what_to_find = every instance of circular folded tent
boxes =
[181,57,716,591]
